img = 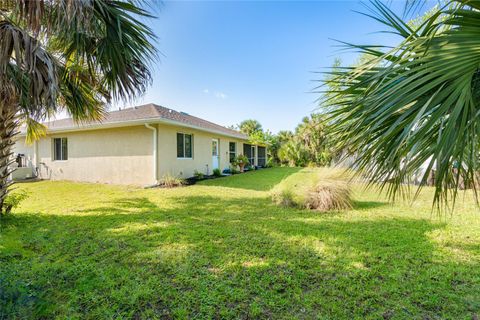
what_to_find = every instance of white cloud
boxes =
[214,91,227,99]
[203,88,227,99]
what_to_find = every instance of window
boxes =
[53,138,68,161]
[212,140,218,156]
[177,133,193,158]
[229,142,236,163]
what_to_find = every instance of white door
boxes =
[212,139,219,170]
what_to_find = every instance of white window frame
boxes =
[53,137,68,161]
[177,132,193,159]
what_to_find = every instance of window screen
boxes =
[229,142,236,163]
[177,133,193,158]
[53,138,68,161]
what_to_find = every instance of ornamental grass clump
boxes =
[271,168,352,212]
[304,180,352,212]
[160,175,185,188]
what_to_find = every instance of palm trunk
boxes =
[0,102,18,215]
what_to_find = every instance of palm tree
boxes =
[295,114,331,166]
[0,0,156,213]
[322,0,480,207]
[278,140,308,167]
[277,130,294,144]
[238,119,263,136]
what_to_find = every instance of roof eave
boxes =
[17,117,248,141]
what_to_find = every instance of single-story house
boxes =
[13,103,267,185]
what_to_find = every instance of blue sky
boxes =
[125,1,415,133]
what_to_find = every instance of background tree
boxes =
[267,130,293,165]
[278,140,309,167]
[276,130,294,144]
[322,0,480,206]
[236,116,332,167]
[277,114,332,167]
[295,114,332,165]
[238,119,263,136]
[0,0,157,213]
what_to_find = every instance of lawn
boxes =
[1,167,479,319]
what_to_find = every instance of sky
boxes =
[118,0,420,133]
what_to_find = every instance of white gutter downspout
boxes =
[145,124,158,185]
[33,140,39,177]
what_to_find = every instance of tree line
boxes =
[233,116,334,167]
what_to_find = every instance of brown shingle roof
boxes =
[41,103,248,140]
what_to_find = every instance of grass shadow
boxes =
[1,193,479,319]
[352,200,390,210]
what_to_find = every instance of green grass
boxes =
[200,166,301,191]
[1,167,479,319]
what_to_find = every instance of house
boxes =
[13,103,267,185]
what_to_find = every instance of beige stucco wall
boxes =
[13,123,249,185]
[156,124,246,179]
[14,125,154,185]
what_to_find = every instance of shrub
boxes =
[307,161,317,168]
[245,164,255,171]
[304,180,352,212]
[212,168,222,177]
[160,175,185,188]
[194,170,205,180]
[271,189,296,208]
[266,158,275,168]
[1,190,29,216]
[229,166,240,174]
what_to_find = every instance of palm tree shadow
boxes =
[2,194,478,319]
[352,200,390,210]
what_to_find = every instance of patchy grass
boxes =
[1,167,479,319]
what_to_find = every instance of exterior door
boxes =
[212,139,219,170]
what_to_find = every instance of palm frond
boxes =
[0,19,59,110]
[0,0,158,136]
[24,117,46,144]
[50,0,158,102]
[322,0,480,208]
